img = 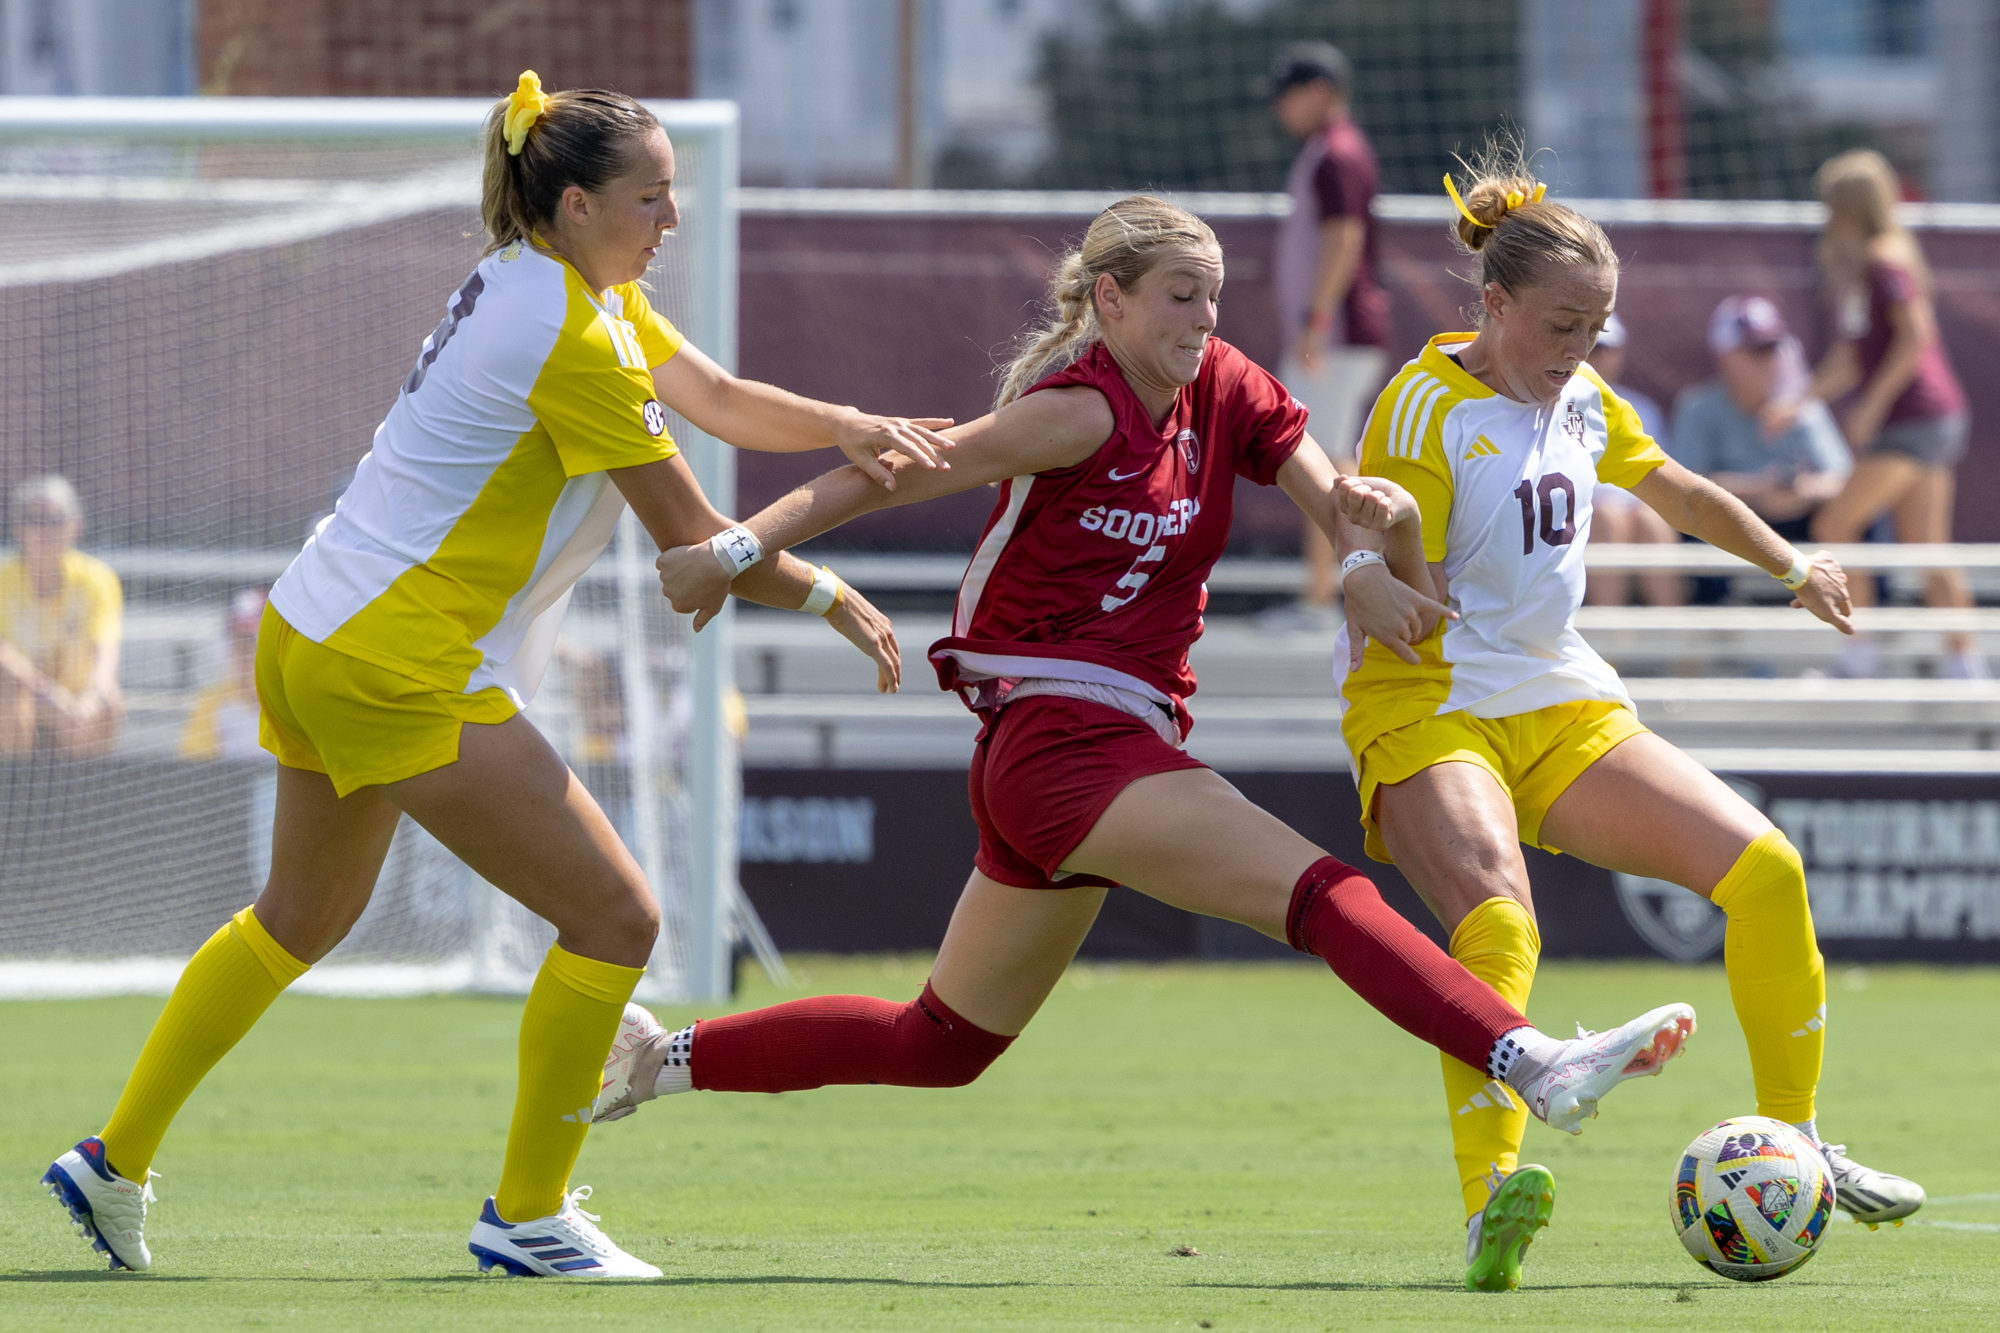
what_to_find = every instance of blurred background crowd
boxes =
[1,0,1995,761]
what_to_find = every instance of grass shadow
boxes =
[0,1271,1047,1291]
[1184,1279,1737,1294]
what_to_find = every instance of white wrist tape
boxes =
[709,525,764,575]
[1339,549,1388,586]
[800,565,843,617]
[1777,547,1813,591]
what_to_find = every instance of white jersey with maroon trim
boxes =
[929,339,1306,733]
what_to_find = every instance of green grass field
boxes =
[3,957,1996,1331]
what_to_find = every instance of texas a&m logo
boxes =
[1560,400,1588,446]
[1177,427,1202,472]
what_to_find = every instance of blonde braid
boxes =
[995,253,1100,408]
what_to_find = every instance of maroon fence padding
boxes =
[740,210,2000,552]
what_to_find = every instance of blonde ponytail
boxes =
[1445,142,1617,314]
[479,75,661,255]
[995,195,1218,408]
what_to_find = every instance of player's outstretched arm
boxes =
[608,454,902,691]
[1631,458,1854,634]
[652,340,955,489]
[1276,445,1450,665]
[656,386,1115,627]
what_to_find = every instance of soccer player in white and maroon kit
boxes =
[597,198,1696,1204]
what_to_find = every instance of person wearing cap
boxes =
[1671,297,1852,541]
[1265,40,1391,628]
[1585,313,1683,606]
[181,588,272,762]
[0,476,124,755]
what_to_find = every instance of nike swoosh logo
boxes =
[1108,467,1144,481]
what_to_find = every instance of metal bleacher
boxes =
[732,545,2000,774]
[83,542,2000,775]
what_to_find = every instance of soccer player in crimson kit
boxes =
[608,199,1696,1279]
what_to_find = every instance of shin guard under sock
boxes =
[1286,856,1529,1074]
[493,944,644,1223]
[100,906,309,1181]
[691,981,1013,1093]
[1439,897,1540,1218]
[1710,830,1823,1123]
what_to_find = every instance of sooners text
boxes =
[1078,498,1201,545]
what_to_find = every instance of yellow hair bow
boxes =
[504,70,550,157]
[1444,174,1546,228]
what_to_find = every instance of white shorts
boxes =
[1281,346,1388,464]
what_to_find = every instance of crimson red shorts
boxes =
[968,694,1209,891]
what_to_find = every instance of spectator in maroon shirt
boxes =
[1795,149,1980,678]
[1264,41,1392,628]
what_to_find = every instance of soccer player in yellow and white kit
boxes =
[1338,159,1926,1292]
[43,73,952,1279]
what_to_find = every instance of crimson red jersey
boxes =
[929,338,1306,731]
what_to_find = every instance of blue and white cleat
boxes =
[467,1186,661,1278]
[44,1136,154,1271]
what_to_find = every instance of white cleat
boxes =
[1521,1003,1697,1134]
[1819,1142,1926,1226]
[593,1001,668,1124]
[43,1136,154,1271]
[467,1186,662,1278]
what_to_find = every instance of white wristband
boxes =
[709,525,764,575]
[1340,549,1388,586]
[800,565,843,617]
[1777,547,1813,591]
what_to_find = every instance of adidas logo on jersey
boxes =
[1462,434,1502,461]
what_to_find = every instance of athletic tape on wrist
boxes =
[1339,549,1388,587]
[1778,547,1812,591]
[801,565,842,617]
[710,525,764,575]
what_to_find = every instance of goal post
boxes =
[0,96,742,1003]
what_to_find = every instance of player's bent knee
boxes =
[602,888,661,955]
[1713,830,1806,913]
[891,983,1014,1088]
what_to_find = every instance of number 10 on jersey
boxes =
[1514,472,1578,554]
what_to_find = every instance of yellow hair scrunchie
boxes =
[1443,174,1490,229]
[1444,175,1547,228]
[504,70,550,157]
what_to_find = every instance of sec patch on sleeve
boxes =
[642,400,666,437]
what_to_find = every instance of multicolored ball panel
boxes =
[1668,1115,1834,1283]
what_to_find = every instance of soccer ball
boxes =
[1670,1116,1836,1281]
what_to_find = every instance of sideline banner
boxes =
[740,768,2000,963]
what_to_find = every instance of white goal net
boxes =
[0,97,743,1002]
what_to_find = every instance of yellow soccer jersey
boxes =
[0,550,122,694]
[1336,335,1668,756]
[268,243,684,706]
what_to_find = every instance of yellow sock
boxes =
[99,906,309,1180]
[1710,830,1823,1124]
[1440,897,1540,1219]
[492,944,645,1223]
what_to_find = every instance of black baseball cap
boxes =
[1269,42,1351,100]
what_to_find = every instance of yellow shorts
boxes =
[1353,698,1648,864]
[255,604,517,797]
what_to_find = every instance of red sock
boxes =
[1286,855,1529,1071]
[691,981,1013,1093]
